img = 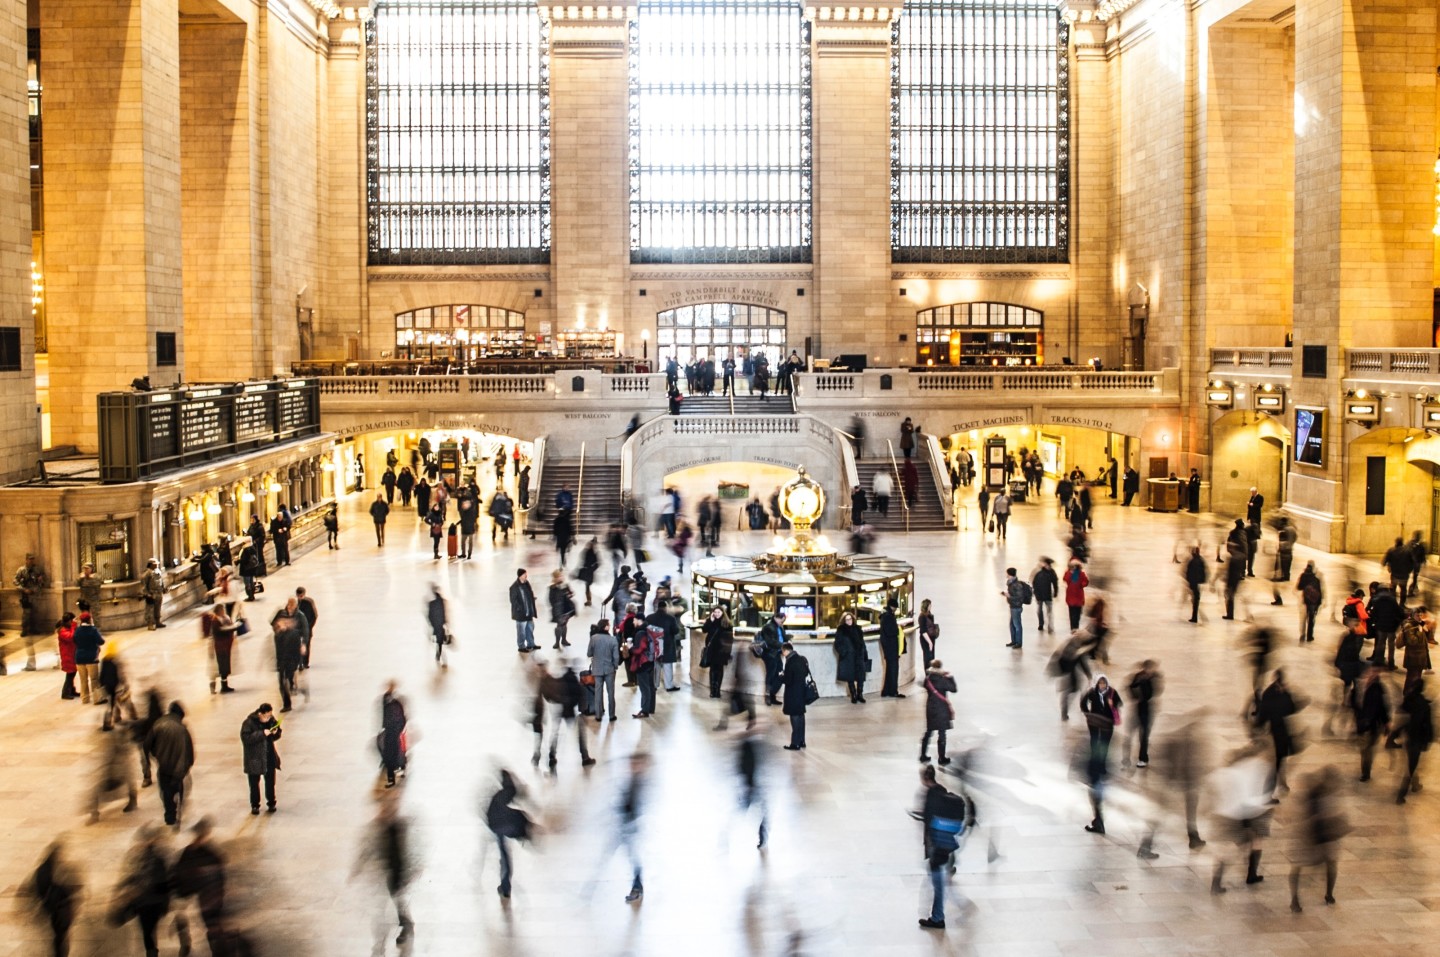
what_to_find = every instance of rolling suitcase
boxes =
[446,523,459,559]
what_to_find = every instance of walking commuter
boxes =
[1209,744,1274,891]
[919,660,956,764]
[554,508,575,567]
[780,643,811,750]
[1257,669,1299,796]
[270,600,306,712]
[378,682,408,787]
[735,727,769,848]
[396,466,415,507]
[510,569,539,652]
[1296,562,1323,641]
[1384,537,1415,605]
[240,703,282,814]
[1395,681,1434,804]
[834,609,869,703]
[1063,560,1088,632]
[578,538,601,605]
[427,586,450,666]
[873,470,893,518]
[1184,546,1208,623]
[587,619,620,721]
[915,598,938,670]
[144,701,195,826]
[171,818,235,957]
[369,493,390,546]
[1126,660,1162,768]
[55,613,77,699]
[323,506,339,549]
[1366,582,1403,668]
[900,417,916,458]
[617,753,651,902]
[992,490,1011,539]
[24,841,81,957]
[98,643,137,732]
[457,493,478,559]
[352,796,416,946]
[1080,674,1121,834]
[916,764,967,931]
[548,569,576,650]
[1288,765,1346,912]
[1353,666,1389,782]
[850,485,867,528]
[201,603,240,695]
[486,769,533,900]
[1032,558,1058,633]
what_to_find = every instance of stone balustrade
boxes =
[1209,347,1294,372]
[800,368,1176,398]
[1347,349,1440,378]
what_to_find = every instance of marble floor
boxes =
[2,486,1439,957]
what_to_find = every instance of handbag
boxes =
[803,670,820,705]
[579,670,595,686]
[236,618,251,636]
[987,518,996,533]
[751,638,766,658]
[699,647,711,669]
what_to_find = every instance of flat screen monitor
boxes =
[779,598,815,628]
[1295,407,1325,466]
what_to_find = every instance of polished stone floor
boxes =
[3,483,1439,957]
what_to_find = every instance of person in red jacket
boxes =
[56,613,77,699]
[1064,560,1090,633]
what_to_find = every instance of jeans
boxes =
[1008,605,1023,647]
[515,619,535,650]
[1036,599,1053,631]
[995,513,1009,538]
[789,713,806,748]
[928,859,947,922]
[594,672,617,718]
[278,665,297,710]
[248,769,276,809]
[921,728,947,761]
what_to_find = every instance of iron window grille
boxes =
[891,0,1069,264]
[367,0,551,265]
[628,0,812,264]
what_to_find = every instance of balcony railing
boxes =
[1347,349,1440,378]
[1208,348,1294,371]
[803,369,1171,396]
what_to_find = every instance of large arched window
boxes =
[395,304,527,359]
[916,302,1043,366]
[628,0,812,264]
[892,0,1069,263]
[367,0,551,265]
[655,303,787,365]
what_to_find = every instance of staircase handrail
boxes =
[519,435,547,535]
[576,441,586,533]
[886,439,911,534]
[837,424,860,529]
[922,432,955,527]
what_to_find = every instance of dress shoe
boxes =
[783,745,801,751]
[918,918,945,930]
[251,806,260,816]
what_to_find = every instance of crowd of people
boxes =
[8,438,1440,953]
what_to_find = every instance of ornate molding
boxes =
[630,269,813,282]
[538,4,635,22]
[803,6,901,23]
[369,271,552,283]
[891,270,1070,281]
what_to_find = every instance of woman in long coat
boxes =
[701,606,733,699]
[56,613,77,699]
[920,660,956,763]
[833,610,869,703]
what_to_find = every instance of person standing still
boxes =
[780,643,810,750]
[240,704,282,814]
[1003,568,1026,649]
[900,417,916,459]
[71,612,104,703]
[879,600,905,697]
[873,470,893,518]
[510,569,538,652]
[1032,558,1059,634]
[587,620,620,721]
[141,559,167,630]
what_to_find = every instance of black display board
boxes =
[99,379,321,483]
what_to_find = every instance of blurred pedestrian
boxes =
[1080,674,1121,834]
[112,825,174,957]
[1048,632,1092,722]
[240,703,282,814]
[171,818,232,955]
[1353,666,1389,783]
[915,763,970,931]
[1288,765,1347,912]
[736,727,769,848]
[98,642,137,732]
[1209,744,1273,892]
[201,603,240,695]
[1256,669,1300,796]
[1394,680,1433,804]
[295,587,318,669]
[486,769,533,899]
[1032,559,1058,634]
[25,841,82,957]
[1184,546,1208,623]
[352,796,415,945]
[1125,660,1162,769]
[548,569,576,651]
[427,585,450,667]
[91,715,139,822]
[270,600,306,712]
[1063,560,1089,632]
[618,753,650,902]
[578,537,601,606]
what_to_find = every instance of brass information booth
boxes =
[687,468,916,698]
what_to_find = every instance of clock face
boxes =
[787,486,820,519]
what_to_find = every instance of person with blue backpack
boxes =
[916,763,973,931]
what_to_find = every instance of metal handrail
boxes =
[576,441,586,533]
[922,432,955,527]
[518,435,547,534]
[886,439,911,534]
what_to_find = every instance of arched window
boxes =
[655,303,787,366]
[916,302,1043,366]
[395,305,527,359]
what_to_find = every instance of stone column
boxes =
[43,0,184,451]
[1068,16,1113,371]
[808,8,894,362]
[543,5,629,339]
[0,0,37,480]
[323,12,368,358]
[1288,0,1438,549]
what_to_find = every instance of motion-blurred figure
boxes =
[1208,744,1273,893]
[485,769,533,899]
[1394,680,1433,804]
[541,661,595,771]
[1353,665,1389,783]
[1256,669,1301,796]
[1288,765,1347,912]
[1079,675,1122,834]
[98,642,138,732]
[352,796,416,949]
[1243,627,1277,712]
[426,585,450,667]
[1048,633,1093,722]
[25,841,82,957]
[90,719,138,823]
[614,753,650,903]
[914,763,972,931]
[171,818,233,956]
[1153,711,1208,851]
[144,701,195,827]
[111,825,179,957]
[735,726,769,849]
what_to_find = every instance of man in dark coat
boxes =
[246,516,268,575]
[646,601,683,692]
[1367,583,1404,668]
[369,494,390,547]
[1187,469,1201,512]
[269,505,293,567]
[296,587,319,669]
[879,600,905,698]
[240,703,282,814]
[509,569,538,652]
[171,818,234,956]
[1185,546,1209,623]
[779,643,810,750]
[1384,537,1416,605]
[144,702,195,826]
[1122,467,1140,506]
[1246,487,1264,524]
[757,611,787,706]
[379,683,408,787]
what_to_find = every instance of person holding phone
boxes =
[241,703,283,815]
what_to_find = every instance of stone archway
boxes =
[1211,410,1290,519]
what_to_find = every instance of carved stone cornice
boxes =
[630,269,814,282]
[368,271,552,283]
[891,269,1070,281]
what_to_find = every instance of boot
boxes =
[1245,849,1264,884]
[1211,862,1227,894]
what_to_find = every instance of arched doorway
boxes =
[1210,410,1290,519]
[655,302,787,367]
